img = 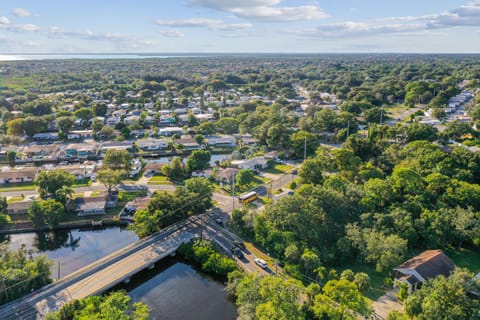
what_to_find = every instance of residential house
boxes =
[0,167,39,184]
[175,137,201,151]
[124,115,140,125]
[21,144,59,160]
[231,157,268,170]
[74,196,107,216]
[67,130,94,140]
[138,139,169,151]
[64,143,98,159]
[100,141,133,153]
[7,200,33,215]
[33,132,59,141]
[159,127,184,137]
[122,197,151,216]
[206,135,236,148]
[393,250,455,293]
[192,169,213,179]
[216,168,239,184]
[144,162,165,175]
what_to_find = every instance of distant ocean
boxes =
[0,54,203,61]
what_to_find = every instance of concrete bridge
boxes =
[0,214,228,320]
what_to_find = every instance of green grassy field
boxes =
[148,175,172,185]
[0,182,36,192]
[339,264,388,302]
[444,247,480,273]
[263,163,294,174]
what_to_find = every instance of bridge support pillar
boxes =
[148,264,155,270]
[124,278,130,284]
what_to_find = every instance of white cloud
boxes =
[158,30,185,38]
[46,27,155,49]
[188,0,327,22]
[155,18,252,30]
[13,8,31,17]
[9,24,40,32]
[288,2,480,39]
[0,16,10,25]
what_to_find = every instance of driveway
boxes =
[373,288,404,319]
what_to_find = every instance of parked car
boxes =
[90,175,96,182]
[254,258,267,269]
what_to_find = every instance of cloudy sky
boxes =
[1,0,480,53]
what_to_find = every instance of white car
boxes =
[254,258,267,269]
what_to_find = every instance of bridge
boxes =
[0,214,240,320]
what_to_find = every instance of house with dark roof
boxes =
[394,250,455,293]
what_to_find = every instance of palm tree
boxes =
[56,186,74,213]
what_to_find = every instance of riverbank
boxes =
[0,217,128,234]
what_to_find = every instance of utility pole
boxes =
[2,278,9,302]
[57,261,60,280]
[231,172,235,211]
[304,136,307,161]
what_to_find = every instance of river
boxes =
[0,227,237,319]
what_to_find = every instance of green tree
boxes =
[289,130,319,159]
[39,200,65,229]
[74,108,94,122]
[235,169,255,187]
[103,149,132,171]
[55,186,74,213]
[22,116,47,137]
[92,103,108,117]
[0,244,52,305]
[162,157,186,181]
[6,118,24,136]
[6,151,16,167]
[57,116,75,135]
[217,117,239,134]
[404,268,479,320]
[35,170,75,199]
[99,125,115,139]
[312,279,371,320]
[46,290,149,320]
[299,158,324,185]
[130,209,161,238]
[97,169,125,198]
[186,150,211,173]
[28,201,44,228]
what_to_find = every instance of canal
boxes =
[0,227,236,319]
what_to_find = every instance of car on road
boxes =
[254,258,267,269]
[215,218,224,227]
[231,247,244,258]
[90,175,96,182]
[234,241,246,251]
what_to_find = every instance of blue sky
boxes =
[0,0,480,53]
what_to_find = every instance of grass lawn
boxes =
[339,264,389,302]
[222,175,271,195]
[443,246,480,273]
[263,163,294,174]
[0,182,36,192]
[118,190,148,202]
[7,196,25,204]
[148,175,172,185]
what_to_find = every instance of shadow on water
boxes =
[110,256,237,320]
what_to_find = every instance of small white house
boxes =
[231,157,268,170]
[138,139,169,151]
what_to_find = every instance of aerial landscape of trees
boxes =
[0,54,480,318]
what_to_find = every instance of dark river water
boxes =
[0,227,237,319]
